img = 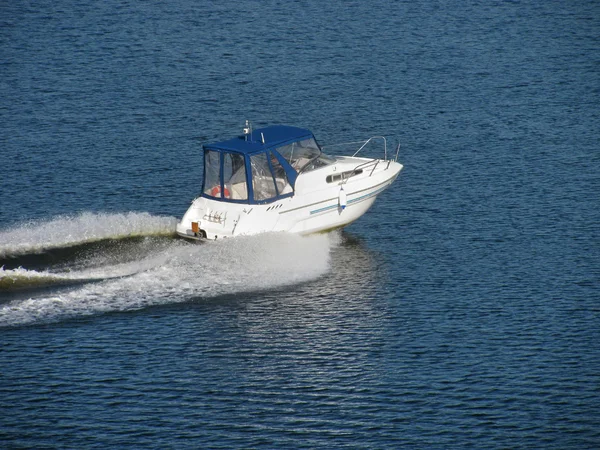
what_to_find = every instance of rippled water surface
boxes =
[1,0,599,448]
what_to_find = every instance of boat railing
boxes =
[323,136,400,163]
[323,136,400,185]
[352,136,388,161]
[352,158,380,177]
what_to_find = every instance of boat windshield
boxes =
[276,138,335,174]
[204,150,248,200]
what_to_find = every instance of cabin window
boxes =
[224,152,248,200]
[250,153,278,201]
[204,150,221,197]
[326,168,363,184]
[269,151,292,195]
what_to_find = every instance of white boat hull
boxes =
[176,157,402,240]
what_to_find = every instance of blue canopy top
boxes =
[205,125,314,154]
[200,124,330,205]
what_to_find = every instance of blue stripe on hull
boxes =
[309,183,389,215]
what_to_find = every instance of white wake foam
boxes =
[0,232,333,327]
[0,256,161,291]
[0,212,176,258]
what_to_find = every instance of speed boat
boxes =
[176,122,403,240]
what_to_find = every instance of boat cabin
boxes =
[201,125,335,204]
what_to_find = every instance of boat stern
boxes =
[176,197,208,240]
[176,196,247,241]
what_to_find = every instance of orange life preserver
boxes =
[210,185,231,198]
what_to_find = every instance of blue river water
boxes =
[1,0,599,448]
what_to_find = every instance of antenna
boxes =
[243,120,252,141]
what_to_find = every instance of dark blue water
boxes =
[1,0,599,448]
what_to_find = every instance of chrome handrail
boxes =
[326,135,400,186]
[323,140,370,148]
[352,158,379,173]
[324,136,399,162]
[352,136,387,160]
[340,159,379,186]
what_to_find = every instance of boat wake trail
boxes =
[0,266,133,291]
[0,213,333,327]
[0,212,177,259]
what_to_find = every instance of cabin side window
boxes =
[223,152,248,200]
[204,150,221,197]
[326,169,363,184]
[250,153,278,201]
